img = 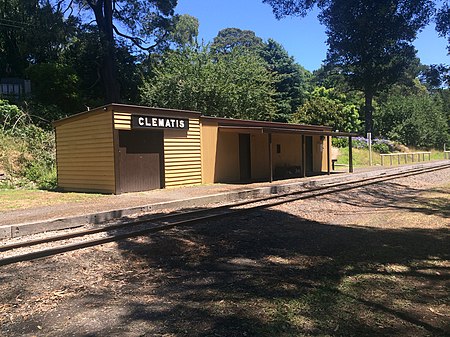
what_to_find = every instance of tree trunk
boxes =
[364,91,374,135]
[90,0,120,103]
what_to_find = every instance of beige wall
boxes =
[272,134,302,171]
[55,110,115,193]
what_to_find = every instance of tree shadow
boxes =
[321,181,450,218]
[2,192,448,337]
[103,204,449,336]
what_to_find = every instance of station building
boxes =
[53,104,354,194]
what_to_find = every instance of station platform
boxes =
[0,161,447,240]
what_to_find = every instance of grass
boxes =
[0,189,104,212]
[335,147,448,168]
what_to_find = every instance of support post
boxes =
[268,133,273,183]
[327,135,331,175]
[348,136,353,173]
[367,132,372,166]
[302,134,306,177]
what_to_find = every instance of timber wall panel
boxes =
[113,112,132,130]
[55,110,115,193]
[164,118,202,188]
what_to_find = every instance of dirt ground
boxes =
[0,169,449,337]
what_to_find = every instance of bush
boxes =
[332,137,348,148]
[0,101,56,189]
[372,142,390,154]
[353,136,368,149]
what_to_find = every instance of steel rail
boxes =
[1,163,449,266]
[2,162,445,252]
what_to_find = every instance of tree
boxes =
[292,86,361,132]
[436,2,450,53]
[322,0,433,134]
[140,46,277,121]
[211,28,264,54]
[375,83,449,148]
[263,0,434,134]
[0,0,75,77]
[419,63,450,90]
[53,0,179,103]
[169,14,199,48]
[261,38,311,122]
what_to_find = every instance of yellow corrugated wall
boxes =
[164,118,202,187]
[55,110,115,193]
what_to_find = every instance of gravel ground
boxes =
[0,167,449,337]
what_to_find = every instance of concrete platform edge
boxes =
[1,161,447,240]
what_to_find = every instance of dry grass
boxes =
[0,189,104,212]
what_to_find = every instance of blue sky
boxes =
[175,0,449,72]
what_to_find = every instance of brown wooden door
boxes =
[118,130,163,193]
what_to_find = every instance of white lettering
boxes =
[133,115,188,130]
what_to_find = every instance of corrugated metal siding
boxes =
[56,110,115,193]
[164,118,202,187]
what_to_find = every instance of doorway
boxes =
[118,130,164,193]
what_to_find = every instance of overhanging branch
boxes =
[112,24,164,51]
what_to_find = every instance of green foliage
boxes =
[375,85,450,148]
[436,2,450,53]
[140,46,277,120]
[0,99,29,133]
[0,101,56,189]
[332,137,348,148]
[26,63,82,114]
[211,28,264,54]
[263,0,434,134]
[0,0,76,78]
[261,39,312,122]
[321,0,434,134]
[169,14,199,48]
[372,142,390,154]
[292,87,361,132]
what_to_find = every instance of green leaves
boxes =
[140,46,277,121]
[375,84,450,148]
[291,86,361,132]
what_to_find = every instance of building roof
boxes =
[53,104,357,136]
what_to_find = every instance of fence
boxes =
[445,151,450,159]
[380,152,431,166]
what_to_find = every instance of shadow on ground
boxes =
[2,181,449,337]
[101,180,449,337]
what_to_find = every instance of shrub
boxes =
[0,101,56,189]
[353,136,368,149]
[372,142,390,154]
[332,137,348,148]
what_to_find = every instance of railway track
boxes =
[1,162,449,266]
